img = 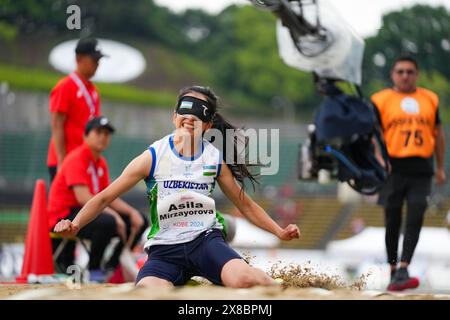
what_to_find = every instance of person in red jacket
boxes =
[48,116,148,281]
[47,38,106,182]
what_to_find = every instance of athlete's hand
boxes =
[277,224,300,241]
[435,169,446,185]
[53,219,80,238]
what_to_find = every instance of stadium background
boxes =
[1,0,450,293]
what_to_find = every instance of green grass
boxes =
[0,64,175,108]
[0,63,280,118]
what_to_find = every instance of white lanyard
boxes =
[70,72,96,117]
[88,162,100,194]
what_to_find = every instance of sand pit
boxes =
[1,283,449,300]
[2,260,448,300]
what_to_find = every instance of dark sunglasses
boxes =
[394,69,416,75]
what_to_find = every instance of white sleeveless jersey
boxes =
[144,134,225,249]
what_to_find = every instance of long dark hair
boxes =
[177,86,259,190]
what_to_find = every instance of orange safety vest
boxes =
[371,87,439,158]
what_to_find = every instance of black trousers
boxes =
[52,207,148,272]
[378,173,431,265]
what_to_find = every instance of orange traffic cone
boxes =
[16,179,54,283]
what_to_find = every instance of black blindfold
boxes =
[176,96,214,122]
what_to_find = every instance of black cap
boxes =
[85,116,115,135]
[75,38,108,59]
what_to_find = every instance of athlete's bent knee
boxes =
[136,276,173,288]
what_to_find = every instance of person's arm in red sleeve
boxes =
[49,83,71,168]
[94,86,101,117]
[65,156,92,206]
[51,112,67,168]
[65,155,89,191]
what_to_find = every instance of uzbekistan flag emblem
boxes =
[203,165,216,176]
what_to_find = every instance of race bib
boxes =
[157,190,216,230]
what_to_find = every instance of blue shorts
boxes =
[135,229,242,286]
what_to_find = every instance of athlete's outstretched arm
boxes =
[53,150,152,237]
[217,162,300,241]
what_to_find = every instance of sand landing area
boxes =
[1,283,449,300]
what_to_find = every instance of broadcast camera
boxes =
[251,0,388,194]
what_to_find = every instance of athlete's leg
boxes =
[191,229,275,288]
[220,259,275,288]
[135,245,191,287]
[136,276,174,288]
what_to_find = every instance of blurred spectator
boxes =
[279,184,295,198]
[372,56,446,291]
[262,185,277,200]
[48,117,148,281]
[47,38,107,183]
[274,184,302,227]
